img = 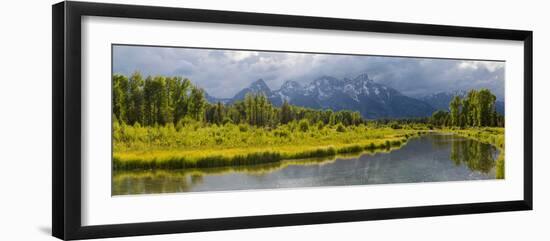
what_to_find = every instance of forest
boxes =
[112,72,504,172]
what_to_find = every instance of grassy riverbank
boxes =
[439,127,505,179]
[114,147,403,180]
[113,120,505,178]
[113,122,427,170]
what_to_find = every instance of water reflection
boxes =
[112,153,380,195]
[112,134,500,195]
[449,136,497,173]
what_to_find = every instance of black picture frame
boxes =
[52,1,533,240]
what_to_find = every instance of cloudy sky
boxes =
[113,45,505,99]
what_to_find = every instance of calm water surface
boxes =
[112,133,500,195]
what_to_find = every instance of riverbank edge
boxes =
[113,146,408,179]
[113,130,429,171]
[436,128,505,179]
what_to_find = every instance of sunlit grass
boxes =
[113,122,426,170]
[114,147,403,180]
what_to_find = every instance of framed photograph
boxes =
[52,1,533,240]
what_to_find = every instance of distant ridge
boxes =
[206,73,440,119]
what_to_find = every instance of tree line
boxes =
[113,72,365,128]
[113,72,206,126]
[431,89,504,127]
[113,73,503,129]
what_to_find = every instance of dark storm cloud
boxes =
[113,45,505,99]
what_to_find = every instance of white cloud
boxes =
[224,51,258,61]
[459,60,504,72]
[458,61,479,70]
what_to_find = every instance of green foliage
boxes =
[389,122,402,129]
[127,72,145,125]
[112,74,129,123]
[113,72,202,126]
[238,124,248,132]
[113,121,424,170]
[188,86,206,121]
[280,100,292,124]
[316,121,325,130]
[450,96,462,127]
[299,119,309,132]
[434,89,502,128]
[431,110,449,126]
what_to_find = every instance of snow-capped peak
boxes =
[276,80,305,102]
[214,72,437,119]
[249,79,271,92]
[305,76,344,99]
[280,80,302,92]
[352,73,373,83]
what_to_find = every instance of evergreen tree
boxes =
[280,100,292,124]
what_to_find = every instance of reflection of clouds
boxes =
[113,45,505,99]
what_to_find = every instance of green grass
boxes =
[113,121,426,170]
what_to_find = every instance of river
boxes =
[112,133,500,195]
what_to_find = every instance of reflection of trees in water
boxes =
[112,171,201,195]
[431,134,455,148]
[191,174,203,184]
[112,149,395,195]
[450,138,496,174]
[112,156,342,195]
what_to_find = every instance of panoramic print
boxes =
[111,45,505,195]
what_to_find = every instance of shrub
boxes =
[175,119,184,131]
[274,130,290,138]
[222,117,233,125]
[299,119,309,132]
[391,140,402,146]
[316,121,324,130]
[238,124,248,132]
[336,124,346,132]
[390,123,402,129]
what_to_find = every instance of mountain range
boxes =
[206,73,504,119]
